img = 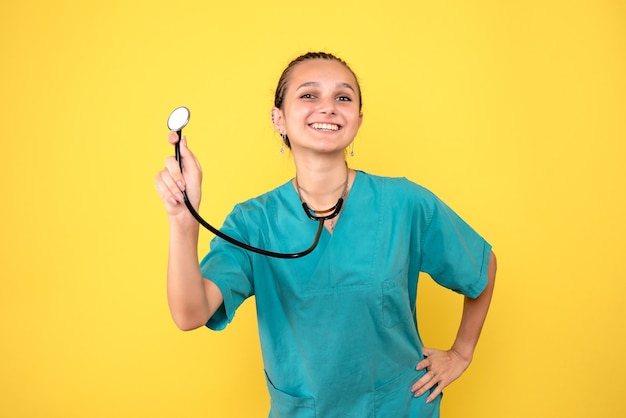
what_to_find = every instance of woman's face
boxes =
[273,59,363,156]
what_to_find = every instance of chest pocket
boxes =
[382,265,413,328]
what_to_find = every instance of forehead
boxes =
[287,59,358,90]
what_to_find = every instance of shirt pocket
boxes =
[381,266,413,328]
[265,371,317,418]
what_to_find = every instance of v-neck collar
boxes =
[284,170,362,236]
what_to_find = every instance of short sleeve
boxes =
[420,194,492,299]
[199,206,255,330]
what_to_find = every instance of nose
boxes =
[318,96,337,116]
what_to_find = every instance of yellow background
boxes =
[1,0,625,417]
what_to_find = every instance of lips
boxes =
[310,122,340,131]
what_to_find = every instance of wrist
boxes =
[450,342,475,363]
[169,212,200,235]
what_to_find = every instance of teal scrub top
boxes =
[200,171,492,418]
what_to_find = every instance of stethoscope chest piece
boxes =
[167,106,190,132]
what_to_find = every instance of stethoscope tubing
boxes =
[174,137,325,259]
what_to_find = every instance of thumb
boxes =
[422,347,434,357]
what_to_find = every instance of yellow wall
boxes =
[1,1,624,416]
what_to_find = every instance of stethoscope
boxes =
[167,106,343,259]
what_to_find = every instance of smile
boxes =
[310,122,340,131]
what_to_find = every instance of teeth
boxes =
[311,123,339,131]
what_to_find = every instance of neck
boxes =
[293,157,352,210]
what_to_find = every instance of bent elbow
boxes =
[174,319,206,332]
[171,312,208,331]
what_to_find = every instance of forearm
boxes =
[166,219,213,330]
[451,250,497,361]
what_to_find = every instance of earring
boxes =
[280,133,287,154]
[349,141,355,157]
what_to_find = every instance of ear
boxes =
[358,112,364,128]
[271,107,285,134]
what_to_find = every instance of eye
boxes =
[300,93,316,99]
[337,96,352,102]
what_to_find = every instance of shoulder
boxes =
[236,180,292,208]
[226,180,293,226]
[356,170,438,202]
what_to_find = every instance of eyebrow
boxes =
[296,81,356,92]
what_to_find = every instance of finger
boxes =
[416,347,435,371]
[425,379,445,404]
[164,156,186,191]
[411,369,437,394]
[412,379,436,398]
[156,170,184,205]
[415,360,428,371]
[155,178,179,207]
[156,168,184,204]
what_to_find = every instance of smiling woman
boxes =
[154,51,496,418]
[272,52,363,150]
[3,0,625,416]
[271,58,363,171]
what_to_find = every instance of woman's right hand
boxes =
[155,132,203,221]
[156,132,221,331]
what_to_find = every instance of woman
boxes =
[155,52,497,417]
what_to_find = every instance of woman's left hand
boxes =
[411,347,472,403]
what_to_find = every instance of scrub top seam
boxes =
[368,176,386,281]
